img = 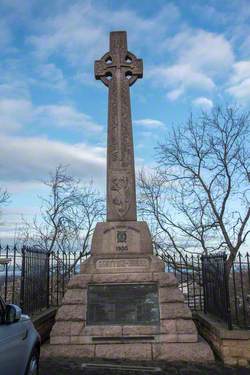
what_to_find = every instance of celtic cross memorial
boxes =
[50,31,213,363]
[95,31,143,221]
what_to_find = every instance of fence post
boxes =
[201,255,207,314]
[20,246,26,312]
[46,252,50,309]
[4,245,9,302]
[223,253,232,330]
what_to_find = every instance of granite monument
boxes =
[50,31,213,362]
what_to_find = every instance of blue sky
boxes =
[0,0,250,241]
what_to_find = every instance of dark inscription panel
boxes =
[87,284,160,325]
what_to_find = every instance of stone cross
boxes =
[95,31,143,221]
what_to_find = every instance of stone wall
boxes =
[194,312,250,366]
[33,307,57,343]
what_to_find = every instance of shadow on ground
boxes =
[39,357,250,375]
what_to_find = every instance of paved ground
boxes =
[39,357,250,375]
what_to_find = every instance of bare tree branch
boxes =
[138,106,250,273]
[20,165,104,263]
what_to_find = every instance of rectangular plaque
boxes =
[96,258,149,269]
[87,284,160,325]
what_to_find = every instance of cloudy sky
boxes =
[0,0,250,241]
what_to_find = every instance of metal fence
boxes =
[163,252,250,330]
[164,253,204,311]
[20,247,49,315]
[0,245,83,316]
[1,245,250,330]
[229,253,250,329]
[201,253,232,329]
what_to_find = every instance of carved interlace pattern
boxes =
[95,32,143,220]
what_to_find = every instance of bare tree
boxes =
[138,106,250,274]
[22,165,104,258]
[0,188,10,220]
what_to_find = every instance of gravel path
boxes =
[39,357,250,375]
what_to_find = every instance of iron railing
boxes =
[162,252,250,330]
[201,253,232,329]
[0,245,83,316]
[229,253,250,329]
[1,245,250,329]
[164,253,204,311]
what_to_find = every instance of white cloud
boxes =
[35,63,66,90]
[0,134,106,182]
[0,98,33,133]
[35,104,103,132]
[149,64,215,100]
[227,61,250,101]
[0,98,103,133]
[134,118,165,128]
[228,79,250,101]
[3,181,44,194]
[27,3,179,66]
[150,29,234,100]
[192,97,213,110]
[166,29,234,73]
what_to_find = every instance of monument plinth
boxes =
[50,31,213,362]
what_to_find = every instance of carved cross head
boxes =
[95,31,143,87]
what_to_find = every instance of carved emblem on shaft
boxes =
[111,174,131,218]
[95,31,143,221]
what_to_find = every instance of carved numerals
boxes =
[116,230,128,252]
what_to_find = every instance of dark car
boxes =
[0,295,41,375]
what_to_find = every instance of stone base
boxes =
[194,312,250,366]
[50,248,214,362]
[44,337,213,362]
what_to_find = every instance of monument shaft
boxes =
[50,31,214,363]
[95,31,143,221]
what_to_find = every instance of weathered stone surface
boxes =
[67,274,91,289]
[151,257,165,272]
[122,325,160,336]
[177,333,198,343]
[238,359,249,366]
[95,31,142,222]
[95,257,150,273]
[92,272,152,283]
[56,305,86,321]
[155,334,178,343]
[50,336,71,345]
[176,319,197,334]
[153,339,214,362]
[70,322,85,336]
[95,343,152,360]
[159,286,184,303]
[70,336,92,344]
[51,322,71,337]
[91,221,153,255]
[83,325,122,336]
[51,322,85,337]
[160,319,176,334]
[160,303,192,319]
[153,333,197,343]
[194,311,250,365]
[63,289,87,305]
[42,344,95,358]
[153,272,178,287]
[81,255,165,274]
[80,257,93,274]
